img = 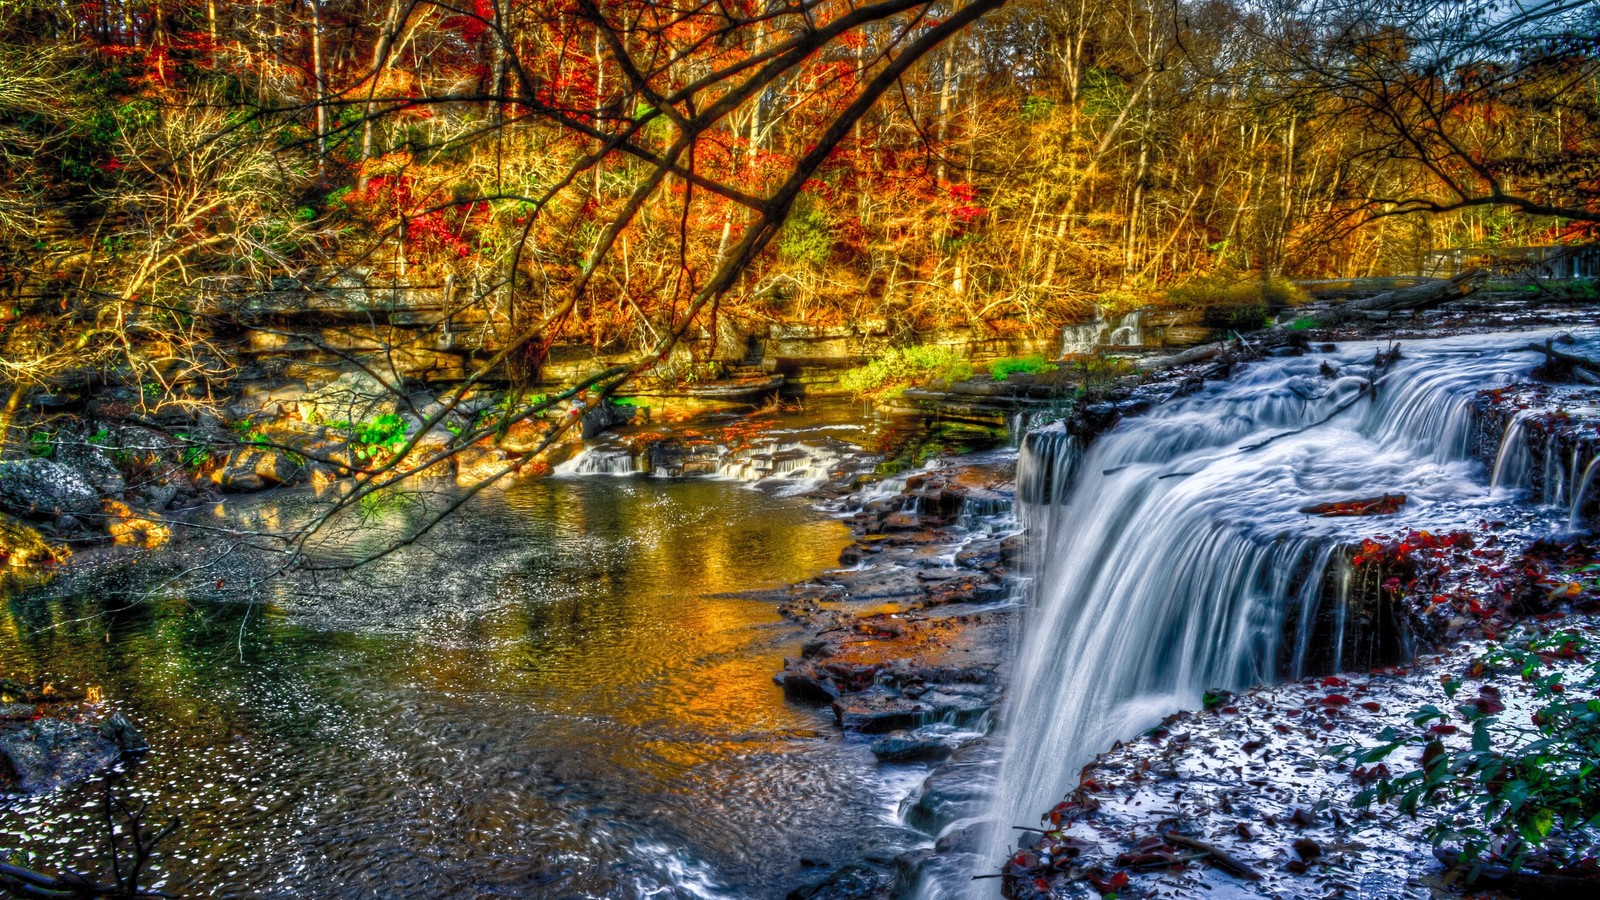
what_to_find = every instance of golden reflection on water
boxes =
[0,475,860,899]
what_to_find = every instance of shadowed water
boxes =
[1,477,928,899]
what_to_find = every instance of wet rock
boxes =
[455,446,512,488]
[775,668,840,702]
[881,511,923,532]
[211,447,302,492]
[299,370,403,425]
[139,482,179,510]
[52,441,126,496]
[870,733,954,763]
[102,499,171,549]
[0,514,67,569]
[785,862,894,900]
[97,713,147,753]
[0,718,121,794]
[0,459,101,520]
[902,748,995,835]
[581,401,636,439]
[833,687,931,733]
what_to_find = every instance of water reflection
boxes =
[1,477,919,899]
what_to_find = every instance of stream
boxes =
[5,330,1595,900]
[1,476,930,898]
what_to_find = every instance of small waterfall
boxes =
[1106,311,1143,346]
[1574,456,1600,531]
[1006,411,1034,448]
[1060,322,1109,356]
[967,330,1593,894]
[1490,410,1535,493]
[1058,311,1145,355]
[1015,424,1077,507]
[554,445,641,476]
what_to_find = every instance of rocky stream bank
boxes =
[4,277,1600,899]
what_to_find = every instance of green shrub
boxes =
[1163,274,1307,311]
[989,355,1057,380]
[839,345,973,399]
[1341,616,1600,872]
[353,413,408,460]
[777,202,832,270]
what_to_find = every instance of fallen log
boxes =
[1136,342,1230,371]
[1161,831,1262,881]
[1325,268,1489,320]
[1299,492,1407,517]
[1525,339,1600,385]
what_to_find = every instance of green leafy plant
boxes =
[839,345,974,399]
[173,433,211,468]
[1341,625,1600,872]
[989,355,1057,379]
[228,420,270,447]
[26,430,53,458]
[352,413,408,460]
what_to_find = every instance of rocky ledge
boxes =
[0,678,146,796]
[1000,534,1600,899]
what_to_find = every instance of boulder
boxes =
[299,370,403,425]
[581,401,636,439]
[0,459,101,520]
[211,447,302,492]
[52,441,126,496]
[786,864,895,900]
[0,718,121,794]
[870,733,954,763]
[455,446,511,488]
[102,499,172,549]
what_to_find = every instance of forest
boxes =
[4,0,1600,897]
[1,0,1596,414]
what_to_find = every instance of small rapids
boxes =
[967,330,1596,894]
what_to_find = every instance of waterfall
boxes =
[964,330,1594,894]
[554,445,641,476]
[1058,311,1145,356]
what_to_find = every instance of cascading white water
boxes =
[1490,400,1600,525]
[554,445,642,475]
[1059,311,1146,356]
[963,330,1597,896]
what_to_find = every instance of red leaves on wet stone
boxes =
[1352,762,1391,785]
[1086,871,1129,894]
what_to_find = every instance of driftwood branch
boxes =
[1162,831,1262,881]
[1526,339,1600,385]
[1136,342,1229,371]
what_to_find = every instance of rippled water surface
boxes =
[1,476,922,898]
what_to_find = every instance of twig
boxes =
[1162,831,1262,881]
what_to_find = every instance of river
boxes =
[1,475,931,898]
